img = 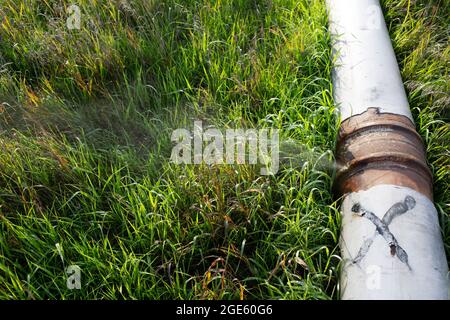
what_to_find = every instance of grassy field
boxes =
[0,0,448,299]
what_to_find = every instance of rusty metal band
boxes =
[334,108,433,200]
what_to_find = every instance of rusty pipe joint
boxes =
[335,107,433,200]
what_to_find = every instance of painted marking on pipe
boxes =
[351,196,416,270]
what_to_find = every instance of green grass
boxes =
[0,0,448,299]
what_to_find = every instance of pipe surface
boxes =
[327,0,449,299]
[327,0,411,121]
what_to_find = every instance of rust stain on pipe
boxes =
[335,108,433,200]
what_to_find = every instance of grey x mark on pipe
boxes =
[351,196,416,270]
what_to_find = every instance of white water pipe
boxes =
[327,0,449,299]
[326,0,412,121]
